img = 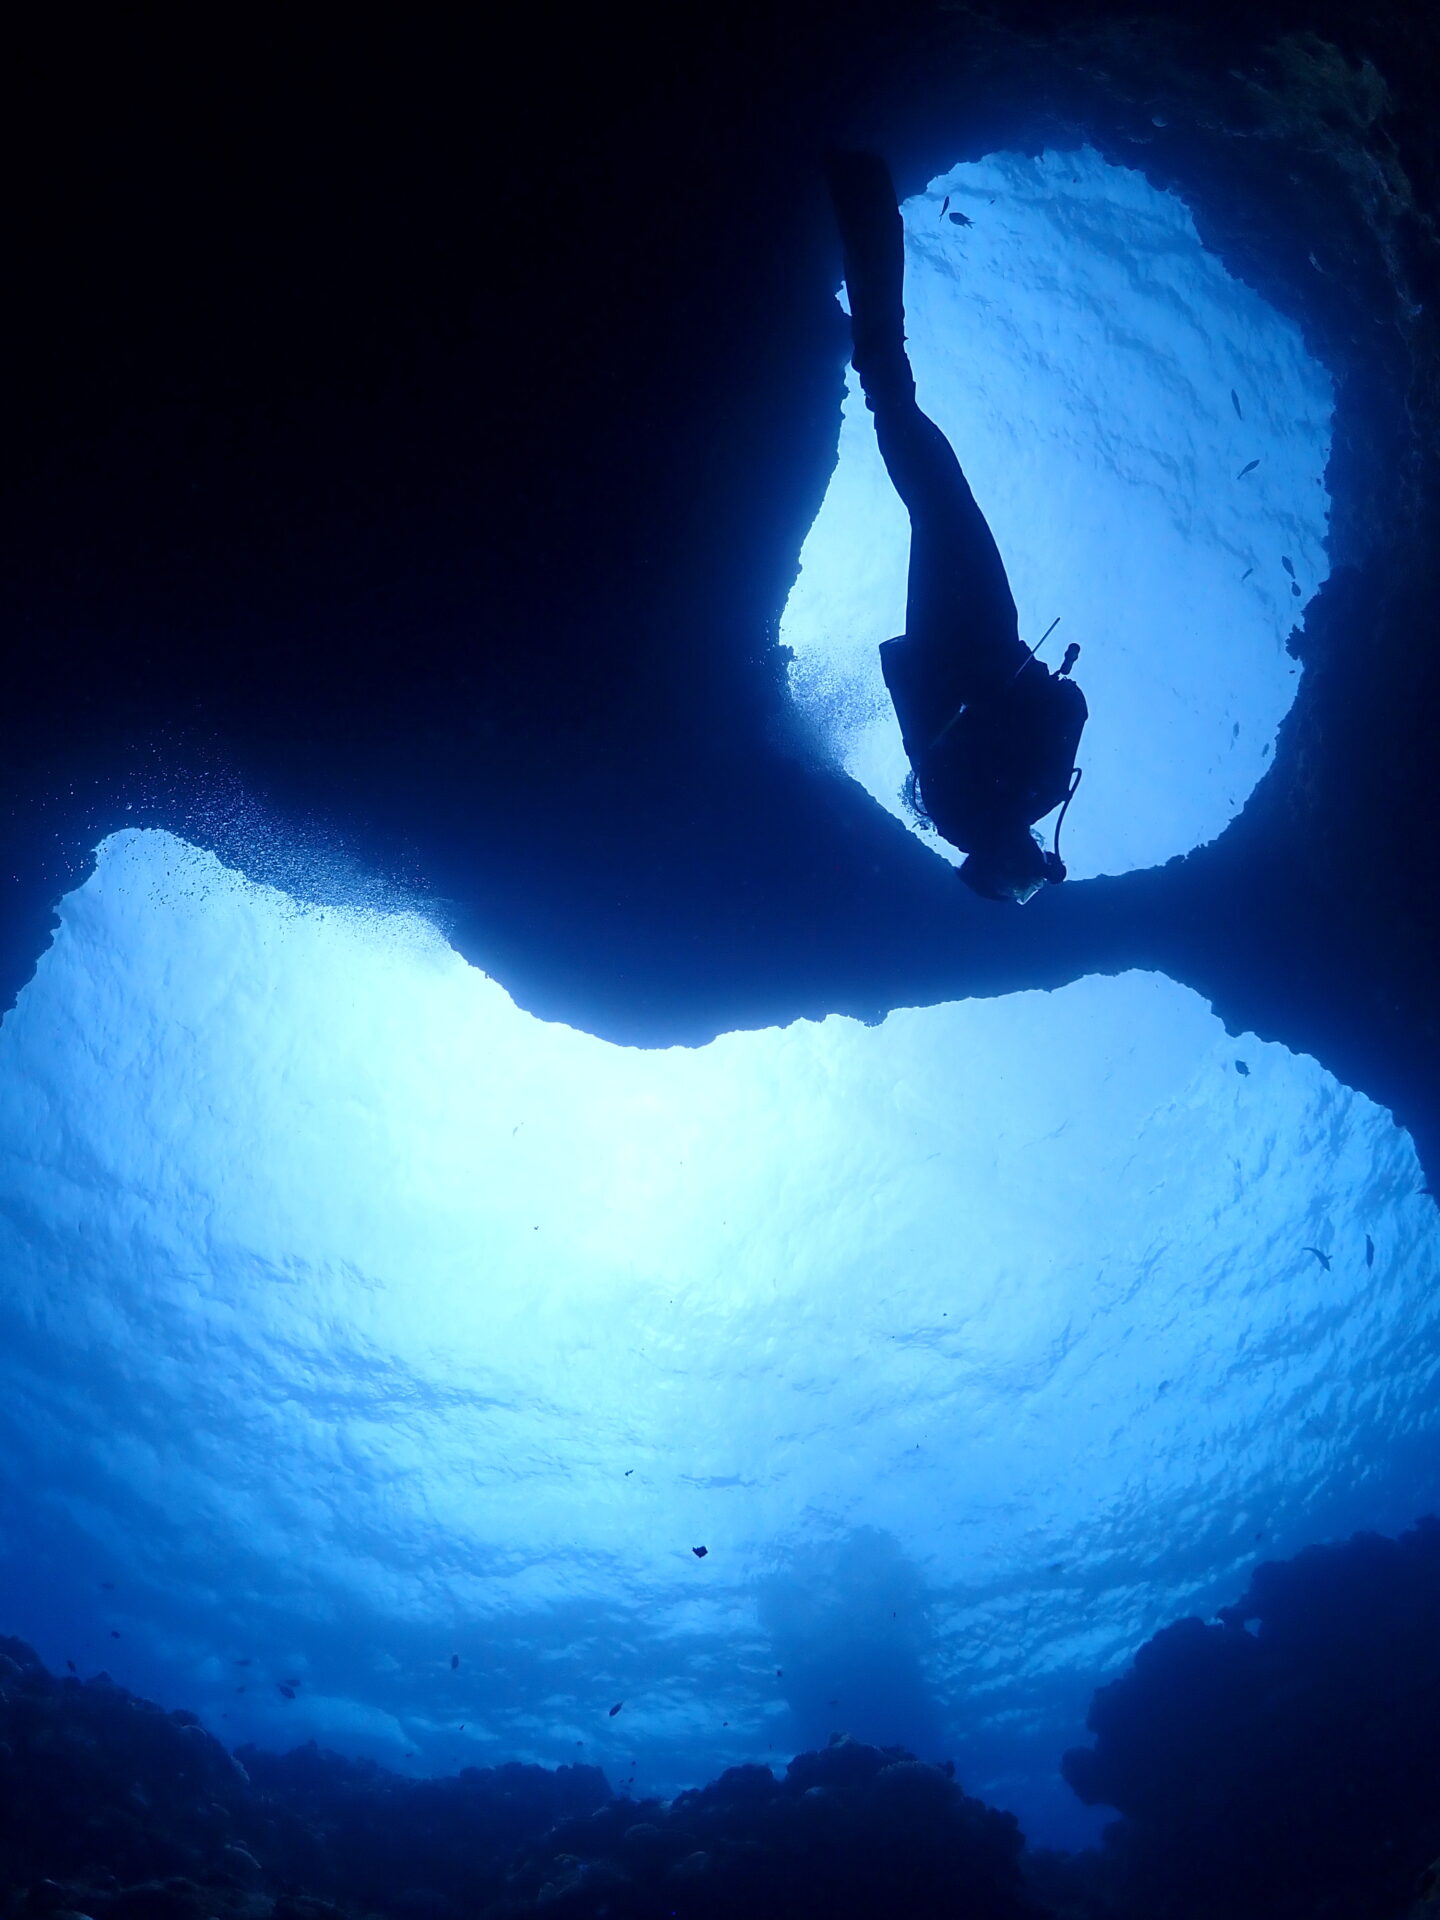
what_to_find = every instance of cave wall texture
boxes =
[1,2,1438,1164]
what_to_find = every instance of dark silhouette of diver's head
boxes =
[959,826,1060,904]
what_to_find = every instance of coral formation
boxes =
[491,1740,1036,1919]
[0,1634,1034,1918]
[1061,1519,1440,1918]
[9,1514,1440,1920]
[0,1636,602,1919]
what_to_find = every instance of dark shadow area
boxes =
[1,4,1438,1174]
[1054,1517,1440,1919]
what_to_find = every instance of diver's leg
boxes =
[826,151,1024,694]
[879,397,1024,694]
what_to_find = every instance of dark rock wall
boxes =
[1059,1519,1440,1919]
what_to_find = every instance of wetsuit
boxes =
[827,151,1087,856]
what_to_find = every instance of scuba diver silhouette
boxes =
[826,151,1088,904]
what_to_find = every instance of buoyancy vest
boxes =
[918,662,1088,854]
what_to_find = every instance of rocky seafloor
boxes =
[6,1521,1440,1920]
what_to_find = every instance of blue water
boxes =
[1,825,1437,1849]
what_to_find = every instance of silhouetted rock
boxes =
[0,1637,603,1919]
[233,1742,606,1916]
[0,1634,250,1892]
[494,1735,1039,1919]
[1061,1518,1440,1918]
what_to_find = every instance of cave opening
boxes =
[782,145,1333,878]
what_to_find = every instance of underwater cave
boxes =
[1,5,1439,1916]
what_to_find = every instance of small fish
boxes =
[110,1630,121,1639]
[66,1659,77,1674]
[775,1668,783,1678]
[1237,459,1259,478]
[1236,1060,1250,1076]
[278,1683,296,1700]
[940,194,950,218]
[1281,556,1295,578]
[1048,1563,1063,1573]
[450,1653,460,1670]
[1240,567,1253,582]
[692,1545,708,1558]
[459,1724,466,1731]
[947,208,972,227]
[100,1582,115,1591]
[234,1658,252,1667]
[1232,721,1240,740]
[1302,1246,1332,1271]
[609,1702,623,1717]
[1365,1234,1375,1268]
[1291,583,1301,597]
[624,1470,633,1477]
[1231,389,1243,418]
[236,1685,247,1693]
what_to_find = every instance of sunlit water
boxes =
[1,829,1435,1846]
